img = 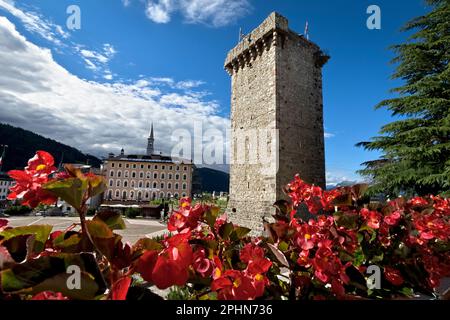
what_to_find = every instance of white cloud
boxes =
[140,0,251,27]
[0,1,118,79]
[0,17,229,161]
[324,132,335,138]
[146,0,174,23]
[0,0,68,45]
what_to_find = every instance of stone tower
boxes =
[225,12,329,231]
[147,123,154,155]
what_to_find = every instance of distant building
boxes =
[103,124,194,204]
[0,172,14,202]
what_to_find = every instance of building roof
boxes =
[106,153,193,165]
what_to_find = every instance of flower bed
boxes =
[0,151,449,300]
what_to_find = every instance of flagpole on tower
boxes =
[0,144,8,173]
[304,21,309,40]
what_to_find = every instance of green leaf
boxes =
[93,211,126,230]
[43,178,87,212]
[0,225,52,254]
[219,222,234,240]
[230,226,251,241]
[278,241,289,252]
[86,220,113,238]
[0,253,106,300]
[204,207,220,228]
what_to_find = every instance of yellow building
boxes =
[103,125,193,203]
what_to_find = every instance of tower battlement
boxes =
[225,12,327,76]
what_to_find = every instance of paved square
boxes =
[5,216,168,244]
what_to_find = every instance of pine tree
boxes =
[357,0,450,196]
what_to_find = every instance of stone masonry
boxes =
[225,12,329,232]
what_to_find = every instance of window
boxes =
[124,181,128,188]
[168,183,172,189]
[131,181,135,188]
[139,172,144,178]
[175,174,180,180]
[169,166,173,170]
[139,181,143,188]
[160,192,164,199]
[167,192,172,198]
[122,191,127,199]
[161,183,164,189]
[108,190,112,199]
[145,192,149,199]
[169,174,172,180]
[161,173,165,179]
[116,180,121,187]
[133,164,137,169]
[153,173,158,179]
[117,171,122,178]
[174,193,179,198]
[162,165,165,170]
[147,165,151,169]
[115,190,120,198]
[153,182,157,188]
[119,163,122,168]
[124,171,129,178]
[146,182,150,188]
[182,183,187,190]
[111,163,115,168]
[154,165,158,170]
[126,164,130,169]
[152,193,156,200]
[182,193,187,198]
[175,183,179,190]
[184,166,187,171]
[146,172,151,179]
[183,174,187,180]
[109,180,113,187]
[132,172,136,178]
[110,170,114,177]
[130,191,134,199]
[138,191,142,200]
[176,166,180,171]
[140,164,144,169]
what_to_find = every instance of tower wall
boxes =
[225,13,328,232]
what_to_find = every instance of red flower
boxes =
[360,208,382,229]
[384,210,402,226]
[31,291,68,300]
[111,277,132,300]
[294,224,317,251]
[240,244,272,275]
[413,212,450,242]
[7,151,58,208]
[135,232,193,290]
[211,270,257,300]
[384,267,404,286]
[409,197,429,207]
[193,248,214,277]
[26,151,57,174]
[168,200,206,232]
[287,175,340,215]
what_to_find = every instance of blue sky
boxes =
[0,0,431,184]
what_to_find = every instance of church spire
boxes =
[147,122,154,155]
